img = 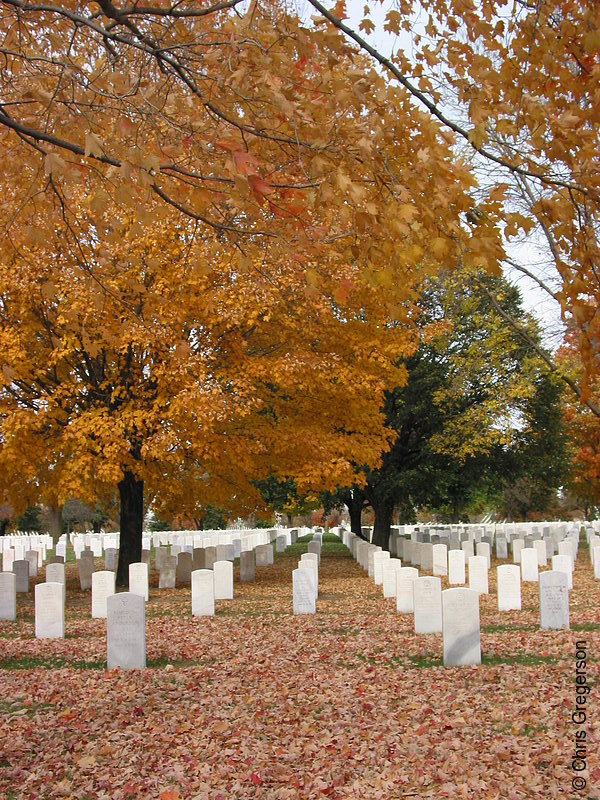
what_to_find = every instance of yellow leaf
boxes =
[44,152,67,176]
[84,132,104,159]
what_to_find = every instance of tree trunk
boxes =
[46,505,63,544]
[451,495,459,524]
[371,498,395,551]
[0,519,8,536]
[347,490,364,536]
[116,471,144,587]
[287,513,293,527]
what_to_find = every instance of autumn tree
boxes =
[307,0,600,407]
[1,1,498,583]
[557,333,600,516]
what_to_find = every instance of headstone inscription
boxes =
[191,569,215,616]
[520,548,539,582]
[35,582,64,638]
[159,555,177,589]
[396,567,419,613]
[497,564,521,611]
[240,550,255,582]
[0,572,16,621]
[432,544,448,577]
[442,588,481,667]
[91,571,116,618]
[539,571,569,630]
[13,560,29,593]
[413,576,442,634]
[448,549,466,585]
[77,557,94,590]
[213,560,234,600]
[292,568,316,615]
[107,593,146,670]
[468,555,489,595]
[129,562,149,601]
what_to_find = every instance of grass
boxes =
[0,655,104,670]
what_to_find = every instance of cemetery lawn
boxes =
[1,535,599,800]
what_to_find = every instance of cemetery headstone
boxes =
[468,555,489,595]
[129,562,149,601]
[520,548,539,582]
[213,560,234,600]
[448,549,466,585]
[382,559,402,598]
[46,562,65,586]
[533,540,547,567]
[13,560,29,593]
[25,550,39,578]
[192,569,215,616]
[240,550,255,582]
[35,582,64,638]
[512,538,525,564]
[104,548,117,571]
[0,572,16,621]
[107,593,146,670]
[413,576,442,634]
[539,571,569,630]
[495,536,508,559]
[432,544,448,577]
[77,557,94,590]
[396,566,419,613]
[158,555,177,589]
[442,588,481,667]
[193,548,205,571]
[373,551,390,585]
[552,554,573,589]
[497,564,521,611]
[92,571,116,618]
[292,568,316,615]
[176,552,193,586]
[476,541,491,569]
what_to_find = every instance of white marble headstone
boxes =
[396,566,419,613]
[520,548,539,582]
[129,562,149,601]
[468,555,489,594]
[551,554,573,589]
[293,568,315,614]
[497,564,521,611]
[213,560,233,600]
[413,576,442,634]
[46,562,65,585]
[92,570,116,618]
[432,544,448,577]
[448,549,466,585]
[35,582,64,638]
[191,569,215,616]
[442,588,481,667]
[107,592,146,669]
[382,559,402,598]
[0,572,16,621]
[373,551,390,585]
[539,571,569,630]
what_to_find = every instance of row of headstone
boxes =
[292,534,323,614]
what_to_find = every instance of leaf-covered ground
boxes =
[1,534,598,799]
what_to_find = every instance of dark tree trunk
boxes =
[287,513,293,527]
[451,495,459,524]
[347,490,365,536]
[46,505,63,544]
[0,519,8,536]
[371,498,395,551]
[92,520,102,534]
[116,471,144,587]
